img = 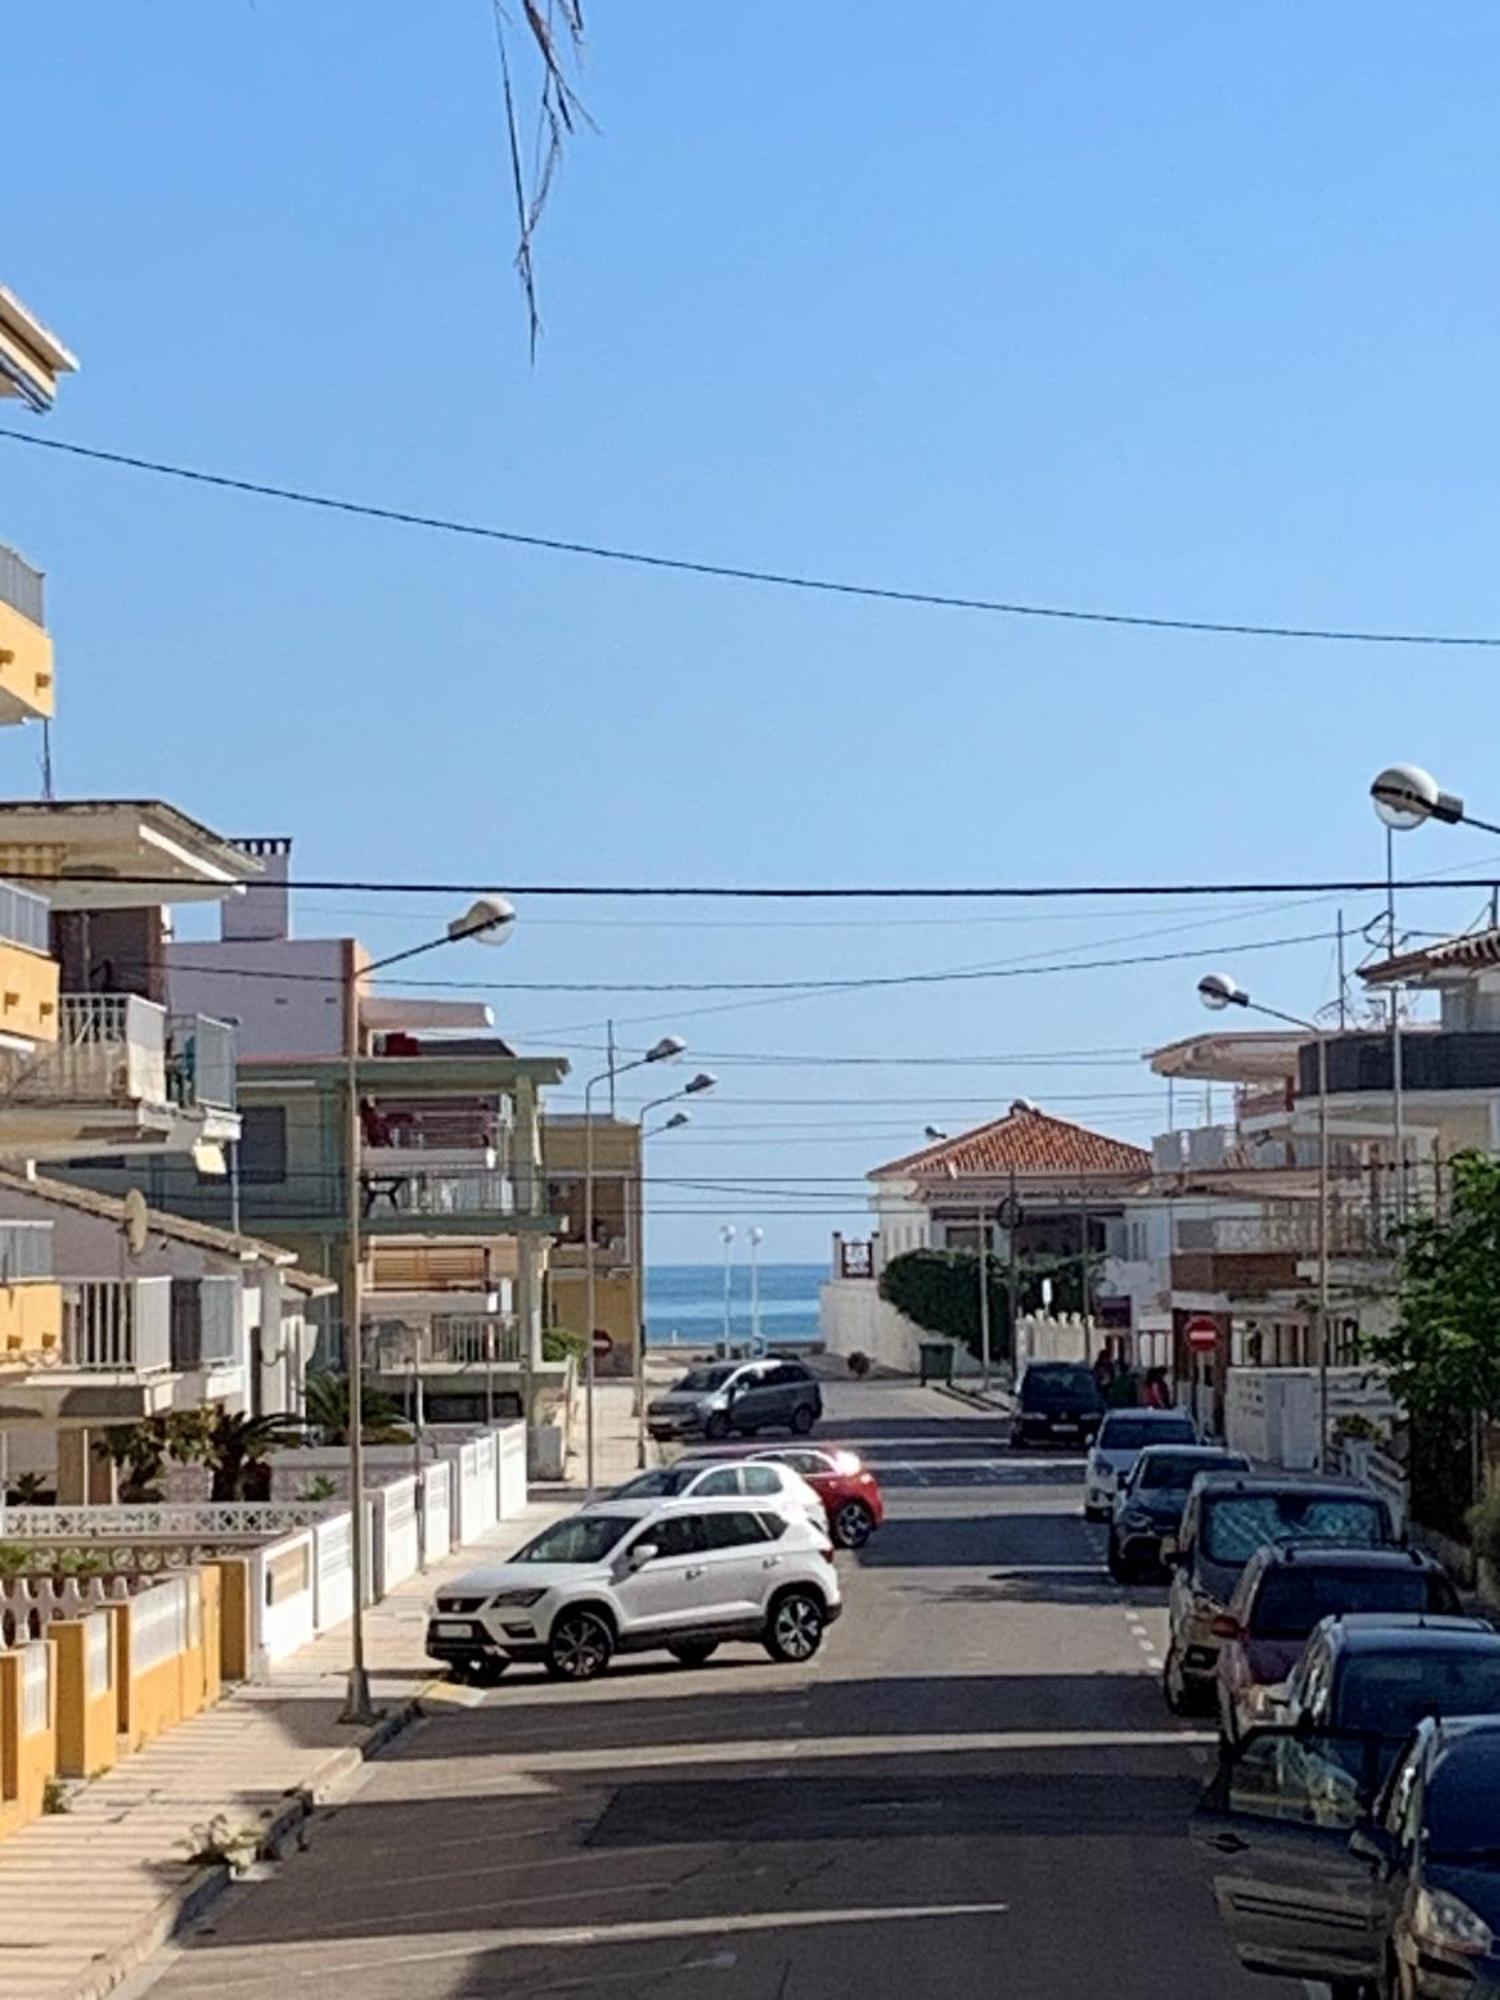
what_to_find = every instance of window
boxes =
[766,1363,809,1388]
[515,1515,634,1564]
[239,1105,288,1186]
[742,1466,781,1496]
[1250,1567,1437,1641]
[693,1468,742,1497]
[701,1511,772,1550]
[1097,1416,1196,1452]
[646,1515,706,1560]
[1203,1494,1389,1566]
[1338,1651,1500,1739]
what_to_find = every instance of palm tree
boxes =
[302,1370,407,1448]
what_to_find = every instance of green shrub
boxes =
[1467,1493,1500,1568]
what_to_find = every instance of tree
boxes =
[302,1370,409,1448]
[92,1418,173,1503]
[167,1411,308,1502]
[878,1249,1012,1358]
[1367,1150,1500,1422]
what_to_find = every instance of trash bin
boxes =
[919,1341,956,1386]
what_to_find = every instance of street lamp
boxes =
[1370,765,1469,833]
[719,1223,736,1354]
[341,895,516,1726]
[630,1071,715,1467]
[648,1110,691,1135]
[748,1225,765,1352]
[583,1035,684,1498]
[1197,972,1332,1471]
[924,1125,948,1142]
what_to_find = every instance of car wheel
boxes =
[832,1500,874,1549]
[704,1411,731,1441]
[469,1658,509,1687]
[545,1609,614,1682]
[765,1589,826,1663]
[667,1640,719,1668]
[790,1404,816,1436]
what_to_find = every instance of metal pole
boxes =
[1316,1031,1331,1473]
[976,1197,991,1395]
[340,1023,378,1725]
[750,1230,762,1350]
[584,1073,598,1500]
[1387,827,1407,1226]
[722,1231,734,1353]
[1336,910,1348,1031]
[607,1020,618,1118]
[1008,1169,1020,1373]
[411,1347,427,1571]
[634,1141,648,1469]
[485,1321,496,1429]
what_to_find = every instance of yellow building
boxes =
[542,1116,643,1378]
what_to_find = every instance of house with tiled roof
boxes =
[821,1102,1156,1374]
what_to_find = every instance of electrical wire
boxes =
[7,426,1500,650]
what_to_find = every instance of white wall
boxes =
[820,1280,925,1373]
[166,936,349,1059]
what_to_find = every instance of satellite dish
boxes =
[121,1188,149,1259]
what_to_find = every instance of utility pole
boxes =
[976,1197,991,1395]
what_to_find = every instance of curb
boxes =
[930,1381,1017,1414]
[64,1693,429,2000]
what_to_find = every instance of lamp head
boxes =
[1371,764,1465,831]
[684,1071,717,1095]
[749,1226,765,1246]
[719,1223,736,1245]
[646,1035,687,1063]
[1198,971,1248,1012]
[448,895,517,945]
[663,1110,690,1130]
[924,1125,948,1141]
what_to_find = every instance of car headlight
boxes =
[488,1588,546,1609]
[1411,1888,1494,1958]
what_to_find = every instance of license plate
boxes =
[433,1621,473,1639]
[1052,1421,1079,1434]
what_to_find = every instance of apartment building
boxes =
[541,1114,643,1378]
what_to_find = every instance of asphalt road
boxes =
[132,1379,1301,2000]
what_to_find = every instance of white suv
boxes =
[1083,1407,1198,1521]
[427,1495,842,1685]
[597,1457,829,1534]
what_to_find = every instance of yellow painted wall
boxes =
[0,601,55,723]
[0,1644,57,1837]
[53,1617,117,1781]
[0,941,57,1046]
[114,1577,218,1754]
[549,1269,639,1374]
[0,1281,61,1367]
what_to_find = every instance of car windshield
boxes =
[610,1467,694,1499]
[1023,1366,1098,1403]
[1338,1652,1500,1736]
[1424,1745,1500,1861]
[672,1366,736,1393]
[1251,1566,1435,1640]
[1097,1417,1195,1452]
[513,1515,635,1564]
[1137,1453,1243,1492]
[1203,1493,1388,1566]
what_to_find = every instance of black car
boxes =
[1106,1444,1250,1580]
[1011,1362,1104,1448]
[1279,1611,1500,1775]
[1195,1714,1500,1997]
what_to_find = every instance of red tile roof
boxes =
[870,1104,1151,1183]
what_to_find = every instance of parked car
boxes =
[1214,1545,1463,1745]
[1163,1473,1397,1715]
[1107,1444,1250,1580]
[1011,1362,1105,1448]
[647,1358,823,1442]
[600,1456,829,1534]
[426,1495,840,1684]
[1195,1715,1500,1997]
[1083,1406,1198,1521]
[749,1445,885,1549]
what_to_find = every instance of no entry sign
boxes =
[1184,1314,1220,1354]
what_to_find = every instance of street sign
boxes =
[1184,1314,1220,1353]
[591,1329,614,1361]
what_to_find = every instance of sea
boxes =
[645,1262,823,1350]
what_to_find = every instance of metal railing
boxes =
[360,1165,513,1220]
[61,1277,172,1374]
[166,1012,236,1111]
[0,880,49,955]
[8,994,169,1107]
[425,1317,522,1366]
[0,1220,53,1283]
[0,544,44,626]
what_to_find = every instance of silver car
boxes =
[647,1358,823,1442]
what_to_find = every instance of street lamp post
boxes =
[748,1226,765,1352]
[341,894,517,1727]
[719,1223,736,1353]
[1198,972,1332,1473]
[631,1071,715,1467]
[583,1035,685,1500]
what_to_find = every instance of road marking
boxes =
[482,1951,740,1994]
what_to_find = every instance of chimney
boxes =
[223,837,293,943]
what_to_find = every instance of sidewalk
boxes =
[0,1483,577,2000]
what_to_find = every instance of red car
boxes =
[750,1445,884,1549]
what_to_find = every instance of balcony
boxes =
[358,1163,515,1235]
[359,1096,508,1172]
[1300,1030,1500,1099]
[368,1316,522,1373]
[60,1278,172,1376]
[1152,1126,1246,1174]
[0,546,55,725]
[0,1222,60,1369]
[366,1240,513,1317]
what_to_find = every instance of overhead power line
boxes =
[5,426,1500,650]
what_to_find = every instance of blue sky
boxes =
[5,3,1500,1262]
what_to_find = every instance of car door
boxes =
[1192,1726,1390,1984]
[690,1465,745,1502]
[728,1364,775,1428]
[612,1514,709,1635]
[697,1509,781,1621]
[742,1461,805,1522]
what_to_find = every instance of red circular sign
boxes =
[1184,1314,1220,1353]
[591,1329,614,1360]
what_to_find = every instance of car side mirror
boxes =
[1348,1823,1396,1875]
[627,1542,659,1572]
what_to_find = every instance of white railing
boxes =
[20,1640,49,1735]
[61,1277,172,1374]
[130,1577,190,1674]
[0,1219,52,1283]
[426,1317,522,1366]
[0,1498,340,1540]
[10,994,168,1107]
[0,880,50,955]
[361,1166,514,1219]
[166,1012,236,1112]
